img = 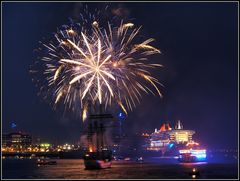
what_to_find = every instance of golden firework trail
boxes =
[31,8,163,121]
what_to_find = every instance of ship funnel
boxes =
[175,120,183,130]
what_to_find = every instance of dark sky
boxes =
[2,2,238,149]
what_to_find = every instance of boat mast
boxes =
[87,103,113,152]
[98,104,105,151]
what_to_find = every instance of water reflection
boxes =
[2,157,238,179]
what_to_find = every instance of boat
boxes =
[146,121,196,156]
[178,142,206,162]
[84,149,112,169]
[136,156,144,163]
[83,110,113,169]
[36,158,57,165]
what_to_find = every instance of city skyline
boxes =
[2,2,238,149]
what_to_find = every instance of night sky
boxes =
[2,2,238,149]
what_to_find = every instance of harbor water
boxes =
[2,154,238,179]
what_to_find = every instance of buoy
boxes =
[189,168,200,178]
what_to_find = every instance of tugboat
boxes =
[36,158,57,165]
[178,141,206,162]
[83,111,113,169]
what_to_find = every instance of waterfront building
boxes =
[2,132,32,149]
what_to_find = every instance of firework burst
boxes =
[31,7,163,121]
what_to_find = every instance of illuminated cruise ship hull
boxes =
[146,121,196,156]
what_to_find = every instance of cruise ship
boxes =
[146,120,196,156]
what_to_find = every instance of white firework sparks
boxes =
[31,9,163,121]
